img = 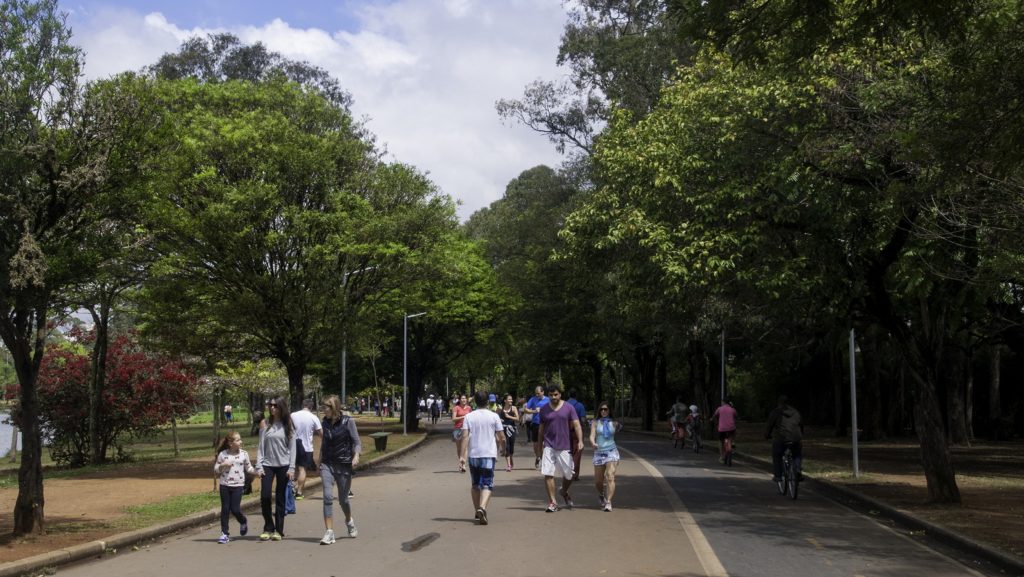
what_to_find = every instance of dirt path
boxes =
[0,458,216,563]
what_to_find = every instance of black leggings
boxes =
[260,466,289,535]
[219,485,247,534]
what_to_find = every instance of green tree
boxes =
[1,0,152,533]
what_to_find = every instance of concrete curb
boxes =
[0,433,429,577]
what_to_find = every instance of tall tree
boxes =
[1,0,150,533]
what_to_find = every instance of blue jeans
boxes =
[321,462,353,520]
[219,485,246,534]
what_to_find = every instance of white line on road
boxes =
[622,447,729,577]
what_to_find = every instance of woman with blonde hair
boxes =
[316,395,362,544]
[256,396,295,540]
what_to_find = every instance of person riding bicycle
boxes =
[711,399,738,464]
[764,395,803,482]
[684,404,701,439]
[666,396,688,441]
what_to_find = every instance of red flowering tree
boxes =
[7,332,199,466]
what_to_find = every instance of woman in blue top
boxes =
[589,401,622,512]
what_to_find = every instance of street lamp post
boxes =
[403,312,427,435]
[341,266,376,409]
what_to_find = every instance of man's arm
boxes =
[572,419,583,451]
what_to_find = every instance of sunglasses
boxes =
[266,403,278,407]
[600,407,610,411]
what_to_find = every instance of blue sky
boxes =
[61,0,571,220]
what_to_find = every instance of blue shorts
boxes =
[468,457,496,491]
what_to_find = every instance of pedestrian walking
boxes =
[291,398,322,500]
[317,395,361,544]
[213,431,255,543]
[499,394,519,471]
[589,402,621,512]
[451,394,471,472]
[538,384,583,512]
[256,396,295,541]
[458,390,506,525]
[522,385,549,469]
[566,389,587,486]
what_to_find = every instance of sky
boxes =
[61,0,571,220]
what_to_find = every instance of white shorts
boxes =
[540,446,574,480]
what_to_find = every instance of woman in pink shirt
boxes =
[451,394,472,472]
[712,400,738,466]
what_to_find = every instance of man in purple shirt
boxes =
[538,384,583,512]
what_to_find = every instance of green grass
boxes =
[118,492,227,530]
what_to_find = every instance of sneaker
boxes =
[218,533,230,544]
[239,522,248,536]
[603,502,612,512]
[346,520,358,538]
[545,502,558,513]
[719,457,725,464]
[561,491,574,509]
[295,493,304,501]
[598,493,606,507]
[477,508,488,525]
[270,532,282,541]
[259,532,271,541]
[505,464,512,472]
[348,490,355,498]
[320,529,336,545]
[535,457,540,469]
[475,509,482,520]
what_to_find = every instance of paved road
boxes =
[57,427,989,577]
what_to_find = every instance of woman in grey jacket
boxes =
[316,395,362,544]
[257,396,296,541]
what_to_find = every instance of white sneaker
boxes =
[346,520,358,538]
[320,529,335,545]
[603,502,612,512]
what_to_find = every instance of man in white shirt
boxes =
[290,398,323,500]
[458,390,506,525]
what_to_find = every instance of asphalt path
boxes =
[623,432,988,577]
[55,426,989,577]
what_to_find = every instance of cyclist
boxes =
[684,404,702,450]
[764,395,803,482]
[711,399,738,464]
[666,396,688,446]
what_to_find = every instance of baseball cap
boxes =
[487,394,497,403]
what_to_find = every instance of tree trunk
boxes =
[590,355,603,406]
[910,369,961,503]
[831,341,846,437]
[8,309,48,535]
[945,348,970,446]
[634,343,658,431]
[172,418,180,457]
[286,363,305,410]
[989,346,1001,441]
[88,304,110,464]
[965,364,974,443]
[858,326,885,441]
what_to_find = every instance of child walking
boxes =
[214,431,255,544]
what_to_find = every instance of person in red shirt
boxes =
[712,400,738,465]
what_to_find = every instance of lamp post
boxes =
[341,265,376,409]
[403,312,427,435]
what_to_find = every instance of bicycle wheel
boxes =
[776,464,787,495]
[785,453,798,499]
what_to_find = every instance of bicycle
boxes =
[776,442,799,499]
[721,432,734,466]
[686,420,702,454]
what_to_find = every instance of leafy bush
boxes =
[7,331,199,466]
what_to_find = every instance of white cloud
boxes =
[70,0,569,220]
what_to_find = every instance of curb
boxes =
[0,433,429,577]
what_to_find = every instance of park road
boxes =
[54,425,994,577]
[57,428,706,577]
